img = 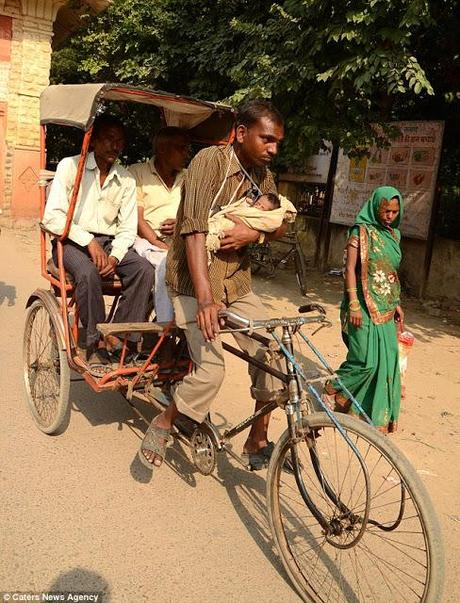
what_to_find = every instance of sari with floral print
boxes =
[329,186,404,432]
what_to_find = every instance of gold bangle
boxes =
[349,301,360,311]
[346,287,357,292]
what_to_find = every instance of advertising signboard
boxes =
[330,121,444,239]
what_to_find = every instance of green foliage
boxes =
[51,0,458,174]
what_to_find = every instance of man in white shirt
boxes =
[42,114,155,375]
[129,127,190,322]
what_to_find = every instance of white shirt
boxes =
[42,152,137,262]
[128,158,185,237]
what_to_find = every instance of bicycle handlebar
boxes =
[221,306,328,332]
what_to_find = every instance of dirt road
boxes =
[1,227,458,602]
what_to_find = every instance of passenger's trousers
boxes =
[53,236,155,347]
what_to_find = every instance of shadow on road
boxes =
[69,377,142,430]
[213,452,291,586]
[0,281,17,306]
[47,567,111,601]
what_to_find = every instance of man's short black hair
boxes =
[152,126,190,150]
[263,192,281,209]
[92,114,126,139]
[237,99,284,129]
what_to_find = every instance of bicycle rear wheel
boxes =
[250,244,275,276]
[267,413,444,603]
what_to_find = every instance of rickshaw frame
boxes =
[33,83,236,393]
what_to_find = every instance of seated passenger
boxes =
[129,127,190,323]
[42,114,155,376]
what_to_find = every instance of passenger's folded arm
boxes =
[137,207,168,249]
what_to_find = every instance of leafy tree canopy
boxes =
[52,0,459,175]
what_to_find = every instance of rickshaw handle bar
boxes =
[221,309,327,332]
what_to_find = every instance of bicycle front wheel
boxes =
[23,299,70,434]
[267,413,444,603]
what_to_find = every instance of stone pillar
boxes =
[0,0,64,220]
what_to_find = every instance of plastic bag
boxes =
[398,330,415,400]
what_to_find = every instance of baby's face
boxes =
[252,195,272,211]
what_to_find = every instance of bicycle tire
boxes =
[294,245,308,296]
[23,299,71,434]
[267,413,444,603]
[250,245,275,276]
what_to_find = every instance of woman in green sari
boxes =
[324,186,404,432]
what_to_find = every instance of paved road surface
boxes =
[1,227,458,602]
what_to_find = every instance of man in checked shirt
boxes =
[139,100,289,470]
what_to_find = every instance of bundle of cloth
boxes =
[206,193,297,256]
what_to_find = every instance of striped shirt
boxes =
[166,144,277,304]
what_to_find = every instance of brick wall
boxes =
[0,1,63,217]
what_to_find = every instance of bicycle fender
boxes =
[25,288,67,348]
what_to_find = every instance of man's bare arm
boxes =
[137,207,168,250]
[265,222,288,241]
[219,216,289,251]
[185,233,223,341]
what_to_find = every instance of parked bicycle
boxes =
[250,230,308,296]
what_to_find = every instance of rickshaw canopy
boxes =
[40,83,235,142]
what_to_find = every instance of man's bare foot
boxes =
[139,417,171,468]
[242,437,269,455]
[242,438,273,471]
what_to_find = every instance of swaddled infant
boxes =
[206,192,285,254]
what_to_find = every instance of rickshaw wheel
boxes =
[23,299,70,434]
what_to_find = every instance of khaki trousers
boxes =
[171,292,286,423]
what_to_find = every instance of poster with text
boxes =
[330,121,444,239]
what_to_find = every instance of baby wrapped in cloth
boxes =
[135,192,296,322]
[206,192,297,255]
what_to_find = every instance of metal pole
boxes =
[316,144,339,269]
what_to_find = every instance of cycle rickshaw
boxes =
[24,83,444,603]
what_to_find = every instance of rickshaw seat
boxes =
[46,257,121,287]
[97,322,168,337]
